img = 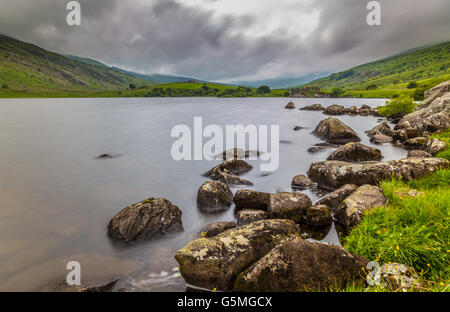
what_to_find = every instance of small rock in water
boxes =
[291,174,313,190]
[305,205,333,227]
[96,153,120,159]
[285,101,295,109]
[197,181,233,213]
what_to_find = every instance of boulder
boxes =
[416,80,450,110]
[299,103,325,111]
[285,101,295,109]
[291,174,313,190]
[305,205,332,227]
[174,219,299,291]
[107,197,183,242]
[315,184,358,209]
[323,104,346,116]
[403,137,428,149]
[425,138,447,156]
[204,159,253,186]
[327,142,382,162]
[268,192,312,222]
[307,158,449,190]
[407,150,432,158]
[234,236,368,292]
[233,189,271,211]
[371,133,393,144]
[376,263,421,291]
[366,122,395,138]
[312,117,361,144]
[334,185,386,228]
[346,106,358,115]
[200,221,237,238]
[197,181,233,213]
[237,210,267,226]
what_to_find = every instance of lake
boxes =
[0,97,407,291]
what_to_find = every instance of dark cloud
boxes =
[0,0,449,81]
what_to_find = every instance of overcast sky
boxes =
[0,0,449,82]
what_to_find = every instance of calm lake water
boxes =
[0,97,407,291]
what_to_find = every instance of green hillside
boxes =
[299,41,450,98]
[0,34,151,97]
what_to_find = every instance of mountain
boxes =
[298,41,450,97]
[110,67,210,84]
[0,34,153,95]
[232,72,331,89]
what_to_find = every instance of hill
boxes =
[0,34,151,97]
[298,41,450,98]
[232,72,331,89]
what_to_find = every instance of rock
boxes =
[305,205,332,227]
[307,158,449,190]
[307,142,339,153]
[366,122,395,138]
[220,148,245,160]
[346,106,358,115]
[334,185,386,228]
[312,117,361,144]
[291,174,313,190]
[234,236,368,292]
[307,146,327,153]
[237,210,267,226]
[204,159,253,186]
[107,197,183,242]
[200,221,236,238]
[403,137,428,149]
[233,189,271,211]
[407,150,432,158]
[327,142,382,162]
[425,138,447,155]
[293,125,307,131]
[371,133,393,144]
[315,184,358,209]
[49,277,120,292]
[299,103,325,111]
[398,87,450,132]
[174,219,299,291]
[197,181,233,213]
[285,101,295,109]
[268,192,312,222]
[323,104,346,115]
[96,154,120,159]
[376,263,421,291]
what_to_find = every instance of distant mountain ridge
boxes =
[232,72,331,89]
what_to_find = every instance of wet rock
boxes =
[291,174,313,190]
[298,223,332,241]
[315,184,358,209]
[200,221,236,238]
[217,149,262,160]
[307,158,449,190]
[346,106,358,115]
[107,197,183,242]
[174,219,299,291]
[197,181,233,213]
[299,103,325,111]
[407,150,432,158]
[425,138,447,156]
[96,154,120,159]
[334,185,386,228]
[376,263,421,291]
[204,159,253,186]
[312,117,361,144]
[371,133,393,144]
[323,104,346,116]
[268,192,312,222]
[237,209,267,226]
[327,142,382,162]
[366,122,395,138]
[233,189,271,211]
[234,236,368,292]
[293,125,307,131]
[403,137,428,149]
[305,205,332,227]
[285,101,295,109]
[49,277,120,292]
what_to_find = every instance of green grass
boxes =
[299,42,450,98]
[378,95,416,117]
[343,169,450,292]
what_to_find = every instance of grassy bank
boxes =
[341,132,450,292]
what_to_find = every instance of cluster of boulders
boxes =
[299,103,378,116]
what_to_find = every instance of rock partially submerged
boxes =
[366,122,395,139]
[204,159,253,186]
[323,104,346,116]
[307,142,339,153]
[285,101,295,109]
[197,181,233,213]
[107,198,183,242]
[291,174,313,190]
[174,219,299,291]
[315,184,358,209]
[327,142,382,162]
[49,277,120,292]
[307,158,449,190]
[305,205,332,227]
[200,221,236,238]
[299,103,325,111]
[233,189,271,211]
[407,150,432,158]
[268,192,312,222]
[218,148,261,160]
[334,185,386,228]
[312,117,361,144]
[234,236,368,292]
[237,209,267,226]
